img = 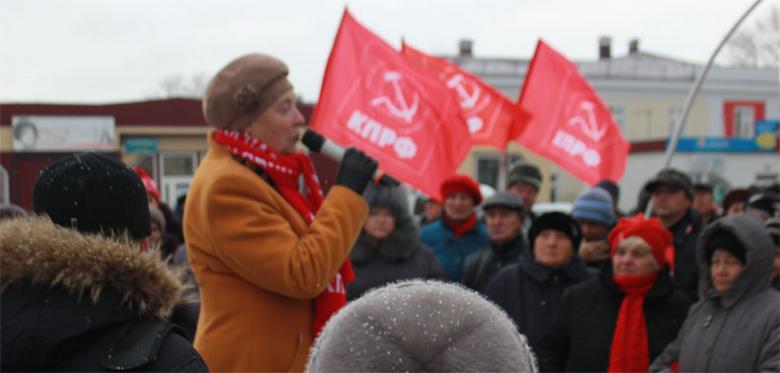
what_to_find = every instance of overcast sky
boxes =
[1,0,774,104]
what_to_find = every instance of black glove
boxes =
[335,147,378,195]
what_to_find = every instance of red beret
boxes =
[441,175,482,205]
[608,214,673,268]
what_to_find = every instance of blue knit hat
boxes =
[571,187,616,226]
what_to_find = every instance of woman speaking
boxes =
[184,53,378,372]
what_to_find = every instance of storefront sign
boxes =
[123,137,159,154]
[675,119,778,153]
[12,116,117,152]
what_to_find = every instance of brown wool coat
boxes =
[184,135,368,372]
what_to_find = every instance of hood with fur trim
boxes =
[353,184,422,261]
[1,216,185,318]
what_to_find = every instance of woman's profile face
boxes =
[245,90,306,154]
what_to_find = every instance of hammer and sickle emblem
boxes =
[371,71,419,124]
[568,101,607,141]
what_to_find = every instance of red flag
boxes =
[311,10,471,200]
[401,42,519,149]
[514,40,630,185]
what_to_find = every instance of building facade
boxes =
[0,99,323,210]
[450,38,779,211]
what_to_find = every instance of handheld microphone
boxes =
[302,129,400,187]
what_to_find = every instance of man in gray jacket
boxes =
[649,213,779,372]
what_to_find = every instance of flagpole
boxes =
[644,0,764,217]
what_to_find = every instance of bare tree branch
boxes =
[723,5,780,68]
[147,73,211,99]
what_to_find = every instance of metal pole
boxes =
[645,0,764,217]
[498,150,509,192]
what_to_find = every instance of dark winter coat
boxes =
[0,217,207,372]
[348,224,446,301]
[537,265,690,372]
[462,234,528,293]
[668,208,702,301]
[485,256,591,351]
[168,244,200,342]
[650,214,780,372]
[349,184,446,300]
[421,219,489,282]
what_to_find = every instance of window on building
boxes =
[134,154,158,180]
[668,107,683,136]
[630,109,653,139]
[160,153,198,206]
[734,106,756,138]
[475,153,523,190]
[609,105,625,131]
[723,101,765,138]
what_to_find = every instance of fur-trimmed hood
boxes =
[0,216,185,318]
[351,219,424,263]
[352,184,422,262]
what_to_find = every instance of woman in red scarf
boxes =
[537,214,692,372]
[184,53,378,372]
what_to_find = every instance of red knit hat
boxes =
[440,175,482,205]
[133,167,161,204]
[608,214,673,268]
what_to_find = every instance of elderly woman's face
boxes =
[245,90,306,154]
[710,249,744,294]
[612,236,658,276]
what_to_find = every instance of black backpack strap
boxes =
[100,319,181,371]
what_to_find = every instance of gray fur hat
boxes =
[307,280,538,372]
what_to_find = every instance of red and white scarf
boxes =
[213,129,354,336]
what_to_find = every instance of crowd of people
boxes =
[1,52,778,372]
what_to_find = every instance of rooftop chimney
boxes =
[598,36,612,60]
[458,39,473,57]
[629,38,640,54]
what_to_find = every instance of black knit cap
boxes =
[33,152,151,239]
[705,228,746,265]
[528,211,582,252]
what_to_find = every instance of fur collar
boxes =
[1,217,185,319]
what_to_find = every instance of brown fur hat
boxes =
[203,53,293,130]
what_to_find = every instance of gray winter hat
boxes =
[307,280,537,372]
[482,191,524,216]
[507,160,542,190]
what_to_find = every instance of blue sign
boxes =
[674,119,778,153]
[123,137,158,154]
[675,136,776,153]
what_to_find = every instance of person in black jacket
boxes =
[347,184,445,300]
[537,215,691,372]
[462,192,528,292]
[485,212,590,351]
[645,168,702,301]
[0,153,207,372]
